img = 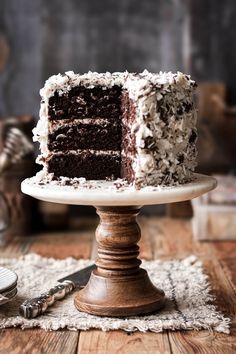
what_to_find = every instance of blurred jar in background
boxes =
[0,116,35,245]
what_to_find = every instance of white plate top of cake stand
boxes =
[21,173,217,206]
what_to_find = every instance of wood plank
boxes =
[168,255,236,353]
[78,330,171,354]
[143,217,171,259]
[29,231,93,259]
[203,258,236,320]
[142,218,236,352]
[220,258,236,294]
[212,241,236,260]
[151,218,214,259]
[138,217,154,260]
[90,237,98,261]
[168,326,236,354]
[0,329,78,354]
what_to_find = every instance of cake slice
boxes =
[34,70,197,188]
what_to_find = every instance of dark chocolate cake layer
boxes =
[47,152,121,180]
[46,84,124,180]
[48,85,122,120]
[48,120,121,151]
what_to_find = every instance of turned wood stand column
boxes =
[74,206,165,316]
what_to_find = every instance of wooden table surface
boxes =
[0,216,236,354]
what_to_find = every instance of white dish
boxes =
[0,267,18,293]
[0,287,17,305]
[21,173,217,206]
[1,285,17,298]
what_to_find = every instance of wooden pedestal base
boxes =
[74,206,165,317]
[23,174,216,316]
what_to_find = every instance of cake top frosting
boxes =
[40,70,196,101]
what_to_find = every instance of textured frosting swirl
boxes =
[33,70,197,187]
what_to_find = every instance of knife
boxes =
[19,264,96,319]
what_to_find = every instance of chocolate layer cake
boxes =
[34,71,197,188]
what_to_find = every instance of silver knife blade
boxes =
[58,263,96,287]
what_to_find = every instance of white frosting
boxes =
[123,71,197,186]
[34,70,197,187]
[36,149,120,166]
[48,118,112,133]
[48,149,120,157]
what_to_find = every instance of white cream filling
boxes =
[48,118,113,133]
[48,149,120,157]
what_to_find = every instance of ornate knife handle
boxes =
[19,280,75,319]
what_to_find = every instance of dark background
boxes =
[0,0,236,117]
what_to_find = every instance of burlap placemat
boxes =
[0,254,230,333]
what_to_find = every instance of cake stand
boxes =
[21,173,216,317]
